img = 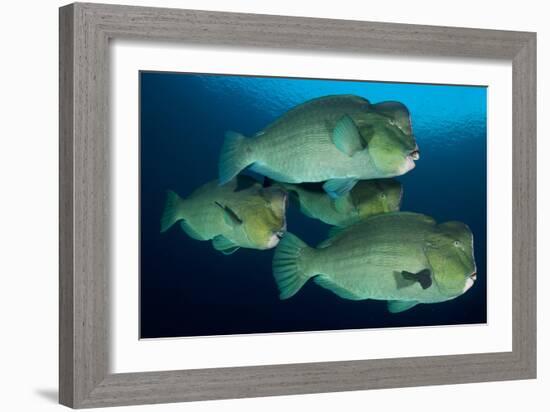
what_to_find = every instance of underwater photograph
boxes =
[139,71,487,339]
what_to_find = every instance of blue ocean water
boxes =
[140,72,487,338]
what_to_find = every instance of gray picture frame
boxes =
[59,2,536,409]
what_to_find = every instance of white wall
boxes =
[0,1,546,411]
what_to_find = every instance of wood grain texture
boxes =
[60,3,110,407]
[59,2,537,408]
[512,35,537,374]
[59,4,74,407]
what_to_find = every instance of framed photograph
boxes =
[59,2,536,408]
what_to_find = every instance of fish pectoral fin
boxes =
[212,235,240,255]
[401,269,432,290]
[332,115,365,156]
[214,202,243,227]
[180,220,206,241]
[387,300,419,313]
[314,276,362,300]
[323,178,358,199]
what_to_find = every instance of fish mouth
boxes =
[266,227,286,249]
[409,149,420,161]
[266,233,281,249]
[462,272,477,293]
[399,149,419,174]
[463,277,474,293]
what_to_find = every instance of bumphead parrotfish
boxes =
[218,95,419,198]
[277,179,402,227]
[272,212,477,312]
[161,176,287,254]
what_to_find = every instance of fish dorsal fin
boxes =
[314,276,362,300]
[332,115,365,156]
[212,235,240,255]
[387,300,419,313]
[214,202,243,227]
[323,178,358,199]
[401,269,432,290]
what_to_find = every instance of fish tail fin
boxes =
[218,131,254,185]
[160,190,187,232]
[272,233,315,299]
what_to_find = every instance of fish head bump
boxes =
[361,102,419,177]
[243,187,288,249]
[378,179,404,212]
[424,221,477,298]
[350,179,403,218]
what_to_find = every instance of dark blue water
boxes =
[140,71,487,339]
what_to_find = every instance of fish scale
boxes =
[272,212,477,308]
[161,177,287,253]
[277,178,402,227]
[219,94,418,193]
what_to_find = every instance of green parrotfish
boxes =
[218,95,419,198]
[277,178,402,227]
[272,212,477,313]
[161,176,288,254]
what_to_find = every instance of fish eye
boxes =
[453,240,460,247]
[379,193,386,199]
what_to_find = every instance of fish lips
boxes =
[265,209,287,250]
[400,148,420,173]
[266,227,286,249]
[266,234,281,249]
[399,155,416,175]
[463,271,477,293]
[409,149,420,161]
